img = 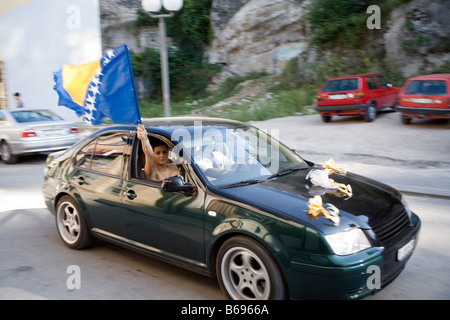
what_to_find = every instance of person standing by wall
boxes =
[13,92,23,108]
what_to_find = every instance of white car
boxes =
[0,108,80,164]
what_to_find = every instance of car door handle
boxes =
[76,177,85,185]
[123,189,137,200]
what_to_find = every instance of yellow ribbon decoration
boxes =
[305,195,340,226]
[335,183,352,197]
[307,169,353,199]
[322,158,347,175]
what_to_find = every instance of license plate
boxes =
[397,238,415,261]
[410,98,432,104]
[329,94,347,100]
[45,129,63,136]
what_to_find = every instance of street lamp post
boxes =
[142,0,183,117]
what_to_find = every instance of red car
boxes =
[315,74,399,122]
[395,74,450,124]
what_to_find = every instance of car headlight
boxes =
[400,195,412,218]
[325,227,372,255]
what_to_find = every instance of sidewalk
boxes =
[336,160,450,199]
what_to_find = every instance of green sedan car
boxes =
[42,117,420,299]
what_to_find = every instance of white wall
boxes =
[0,0,102,121]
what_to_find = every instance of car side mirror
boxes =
[161,176,195,196]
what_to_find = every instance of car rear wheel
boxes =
[321,115,332,123]
[364,103,376,122]
[217,236,287,300]
[401,115,412,124]
[0,141,18,164]
[56,196,95,249]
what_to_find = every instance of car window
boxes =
[366,77,378,90]
[376,76,388,88]
[176,126,308,188]
[74,139,97,169]
[91,132,130,177]
[133,135,182,182]
[0,111,6,125]
[404,80,448,95]
[11,110,63,123]
[322,78,358,92]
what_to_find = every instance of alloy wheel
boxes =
[56,201,81,245]
[220,246,271,300]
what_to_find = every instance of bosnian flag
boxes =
[53,44,141,125]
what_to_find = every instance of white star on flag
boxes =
[84,102,97,113]
[106,49,116,59]
[83,111,94,123]
[85,94,96,105]
[88,84,100,96]
[91,74,102,86]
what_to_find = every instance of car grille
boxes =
[370,208,411,245]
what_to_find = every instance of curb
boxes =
[392,184,450,200]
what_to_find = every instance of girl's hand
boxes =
[137,124,152,157]
[137,124,147,141]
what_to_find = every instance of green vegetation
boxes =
[131,0,216,101]
[307,0,370,48]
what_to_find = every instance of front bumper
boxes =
[288,247,383,299]
[286,213,421,300]
[395,105,450,117]
[9,136,80,155]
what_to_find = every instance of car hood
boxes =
[212,167,405,234]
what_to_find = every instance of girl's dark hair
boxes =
[149,137,167,149]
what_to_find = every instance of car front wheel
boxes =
[56,196,95,249]
[217,236,287,300]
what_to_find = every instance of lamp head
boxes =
[162,0,183,11]
[142,0,162,12]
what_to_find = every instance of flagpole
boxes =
[124,45,142,124]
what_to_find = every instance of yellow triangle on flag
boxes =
[62,60,100,106]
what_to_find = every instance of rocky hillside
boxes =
[208,0,309,76]
[100,0,450,79]
[207,0,450,78]
[384,0,450,77]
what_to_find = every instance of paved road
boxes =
[1,113,449,300]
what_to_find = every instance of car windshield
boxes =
[404,80,447,95]
[11,110,63,123]
[174,125,309,188]
[322,78,359,92]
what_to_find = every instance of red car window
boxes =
[366,77,378,90]
[376,76,388,88]
[404,80,447,96]
[322,78,358,92]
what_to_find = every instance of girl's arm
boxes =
[137,124,155,179]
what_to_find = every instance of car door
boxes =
[376,75,397,107]
[69,130,131,237]
[366,76,385,108]
[120,136,206,268]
